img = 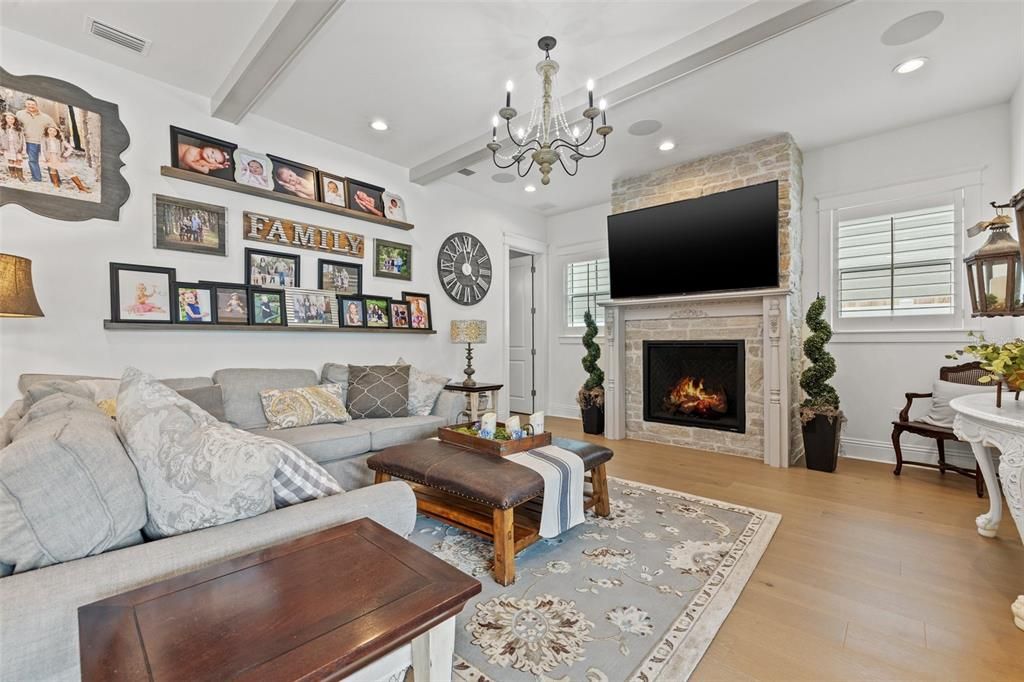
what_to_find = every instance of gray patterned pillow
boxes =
[396,357,450,416]
[347,365,410,419]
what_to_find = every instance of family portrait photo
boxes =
[176,283,214,324]
[403,292,432,330]
[110,263,175,323]
[205,282,248,325]
[250,289,284,326]
[318,259,361,296]
[245,248,299,288]
[382,191,406,222]
[153,194,226,256]
[390,301,410,328]
[285,288,336,327]
[170,126,236,181]
[269,155,317,201]
[319,171,346,207]
[364,296,390,328]
[374,239,412,280]
[233,149,273,189]
[0,85,100,202]
[341,297,365,327]
[347,178,384,217]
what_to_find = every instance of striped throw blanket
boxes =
[507,445,585,538]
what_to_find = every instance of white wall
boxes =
[801,103,1013,465]
[0,27,545,408]
[1012,72,1024,190]
[545,202,610,418]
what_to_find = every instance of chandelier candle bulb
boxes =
[506,80,513,107]
[587,78,594,107]
[599,98,607,126]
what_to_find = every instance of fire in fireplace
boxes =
[643,340,745,433]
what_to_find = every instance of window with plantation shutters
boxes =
[566,258,610,327]
[837,204,956,318]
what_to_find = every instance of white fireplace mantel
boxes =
[600,287,796,468]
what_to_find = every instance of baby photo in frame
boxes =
[170,126,236,181]
[250,288,285,326]
[268,154,318,201]
[109,263,176,324]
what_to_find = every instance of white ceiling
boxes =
[2,0,1021,217]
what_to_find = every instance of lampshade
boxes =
[450,319,487,344]
[0,253,44,318]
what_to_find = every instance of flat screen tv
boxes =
[607,180,779,299]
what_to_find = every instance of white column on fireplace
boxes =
[601,287,796,467]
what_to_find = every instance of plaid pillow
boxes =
[271,441,343,507]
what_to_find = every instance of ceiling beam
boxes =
[211,0,345,123]
[408,0,852,186]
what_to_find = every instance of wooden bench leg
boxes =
[492,507,515,586]
[592,463,611,517]
[374,471,391,484]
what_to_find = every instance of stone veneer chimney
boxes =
[602,134,805,466]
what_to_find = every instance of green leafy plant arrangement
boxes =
[947,332,1024,390]
[577,309,605,409]
[799,295,841,422]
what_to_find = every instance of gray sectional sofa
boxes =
[1,364,463,681]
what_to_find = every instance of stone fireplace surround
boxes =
[600,134,804,467]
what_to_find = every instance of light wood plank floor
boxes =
[546,416,1024,681]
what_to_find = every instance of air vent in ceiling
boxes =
[457,168,477,176]
[85,16,151,55]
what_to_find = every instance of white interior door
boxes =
[508,255,533,414]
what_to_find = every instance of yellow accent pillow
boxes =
[259,383,351,430]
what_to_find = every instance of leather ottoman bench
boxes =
[367,437,613,585]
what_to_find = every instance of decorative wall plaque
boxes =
[243,211,364,258]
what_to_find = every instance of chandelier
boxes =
[487,36,612,186]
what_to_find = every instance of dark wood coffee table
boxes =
[78,518,481,682]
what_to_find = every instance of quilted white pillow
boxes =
[397,357,449,416]
[919,379,995,428]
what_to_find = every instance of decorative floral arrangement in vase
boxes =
[947,332,1024,406]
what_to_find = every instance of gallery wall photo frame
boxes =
[268,154,319,202]
[389,300,411,329]
[174,281,216,325]
[233,148,274,190]
[345,178,385,218]
[200,281,250,325]
[374,238,412,281]
[283,287,338,328]
[249,287,286,326]
[0,67,131,222]
[317,258,362,296]
[318,170,347,208]
[109,262,177,324]
[153,194,227,256]
[339,295,366,327]
[362,295,392,328]
[402,291,433,330]
[169,126,237,182]
[244,247,300,289]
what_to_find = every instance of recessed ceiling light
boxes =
[659,140,675,152]
[524,185,536,193]
[369,119,389,131]
[893,57,927,75]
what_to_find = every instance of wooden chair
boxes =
[891,361,986,497]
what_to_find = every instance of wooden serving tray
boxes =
[437,422,552,457]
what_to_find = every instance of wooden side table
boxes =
[443,382,503,422]
[78,519,481,681]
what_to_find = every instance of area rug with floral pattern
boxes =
[408,476,780,681]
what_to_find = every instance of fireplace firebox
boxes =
[643,340,745,433]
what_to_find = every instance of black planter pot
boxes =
[581,404,605,435]
[802,412,842,472]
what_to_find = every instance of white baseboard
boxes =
[841,436,976,469]
[549,402,582,420]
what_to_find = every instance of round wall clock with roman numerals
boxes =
[437,232,492,305]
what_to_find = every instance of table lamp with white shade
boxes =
[0,253,44,318]
[450,319,486,387]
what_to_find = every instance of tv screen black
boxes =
[607,180,779,299]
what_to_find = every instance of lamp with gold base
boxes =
[0,253,44,318]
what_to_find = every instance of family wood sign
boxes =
[243,212,365,258]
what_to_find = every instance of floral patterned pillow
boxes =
[259,384,351,431]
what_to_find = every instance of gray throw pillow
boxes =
[176,385,227,422]
[320,363,349,404]
[396,357,449,416]
[0,404,147,573]
[919,380,996,427]
[22,380,93,410]
[347,365,410,419]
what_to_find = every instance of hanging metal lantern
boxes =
[965,207,1023,317]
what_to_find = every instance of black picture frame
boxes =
[374,238,412,281]
[268,154,320,202]
[153,194,227,256]
[318,170,347,208]
[249,287,286,326]
[200,281,250,325]
[345,178,385,218]
[0,67,131,222]
[109,262,177,324]
[389,301,411,329]
[363,295,391,328]
[244,247,300,289]
[173,281,216,325]
[339,295,366,327]
[169,126,237,182]
[402,291,433,330]
[317,258,362,296]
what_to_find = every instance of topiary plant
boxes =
[577,309,605,409]
[800,294,840,421]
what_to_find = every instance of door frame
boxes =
[501,232,548,420]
